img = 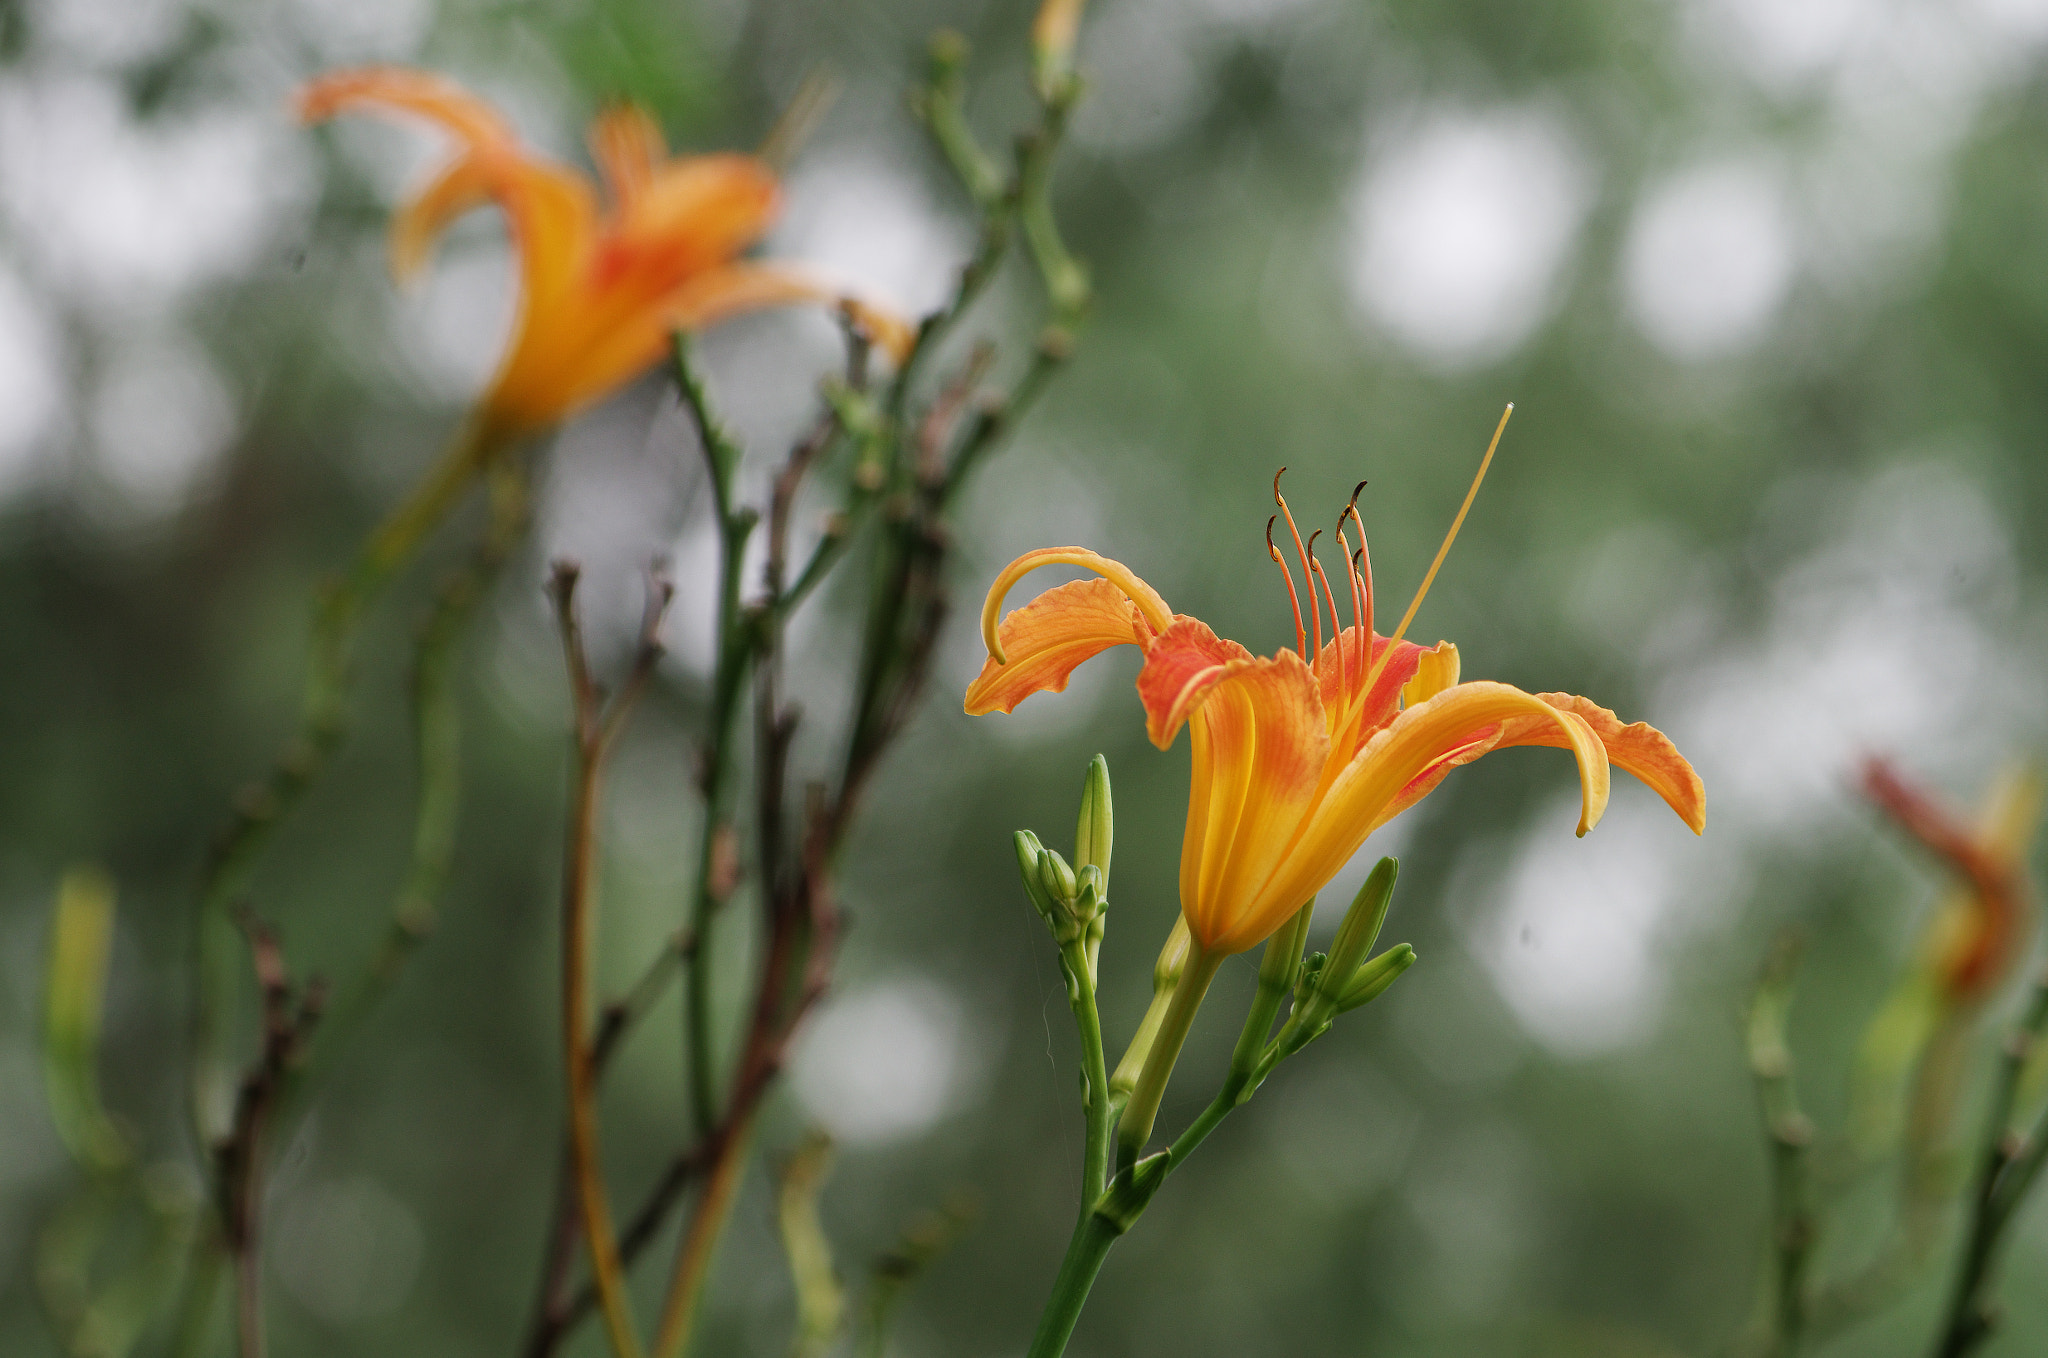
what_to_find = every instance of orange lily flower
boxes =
[1863,758,2043,1007]
[298,67,910,436]
[966,462,1704,960]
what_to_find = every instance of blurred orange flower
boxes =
[1864,758,2043,1006]
[966,474,1703,959]
[298,68,909,436]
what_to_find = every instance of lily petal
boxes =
[1401,641,1460,709]
[1134,618,1255,750]
[965,578,1154,716]
[980,548,1175,663]
[297,67,512,146]
[589,105,667,211]
[658,262,912,362]
[596,154,779,290]
[1179,649,1329,954]
[1508,695,1705,834]
[1253,681,1612,922]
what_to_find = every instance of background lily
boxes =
[298,66,909,441]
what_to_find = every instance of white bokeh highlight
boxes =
[1624,159,1795,359]
[90,333,238,513]
[772,152,969,320]
[1346,107,1591,367]
[1480,460,2045,1056]
[791,979,980,1146]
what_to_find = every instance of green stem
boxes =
[168,1238,224,1358]
[190,418,496,1144]
[1930,970,2048,1358]
[674,338,758,1141]
[302,454,531,1090]
[1023,1212,1119,1358]
[1058,942,1113,1204]
[1116,944,1222,1164]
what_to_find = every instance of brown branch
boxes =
[546,562,675,1358]
[213,916,325,1358]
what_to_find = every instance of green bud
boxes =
[1317,858,1398,1005]
[1039,847,1078,909]
[1259,897,1314,991]
[1074,864,1106,924]
[1014,831,1057,921]
[1111,917,1191,1103]
[1337,943,1416,1011]
[1293,951,1328,1012]
[1074,754,1113,887]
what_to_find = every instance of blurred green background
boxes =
[6,0,2048,1354]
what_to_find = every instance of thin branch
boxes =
[212,917,325,1358]
[549,562,674,1358]
[191,421,497,1152]
[1931,967,2048,1357]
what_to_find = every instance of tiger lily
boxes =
[298,67,910,437]
[966,421,1704,1149]
[967,504,1703,959]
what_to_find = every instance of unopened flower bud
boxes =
[1317,858,1397,1006]
[1111,917,1191,1102]
[1074,754,1113,887]
[1031,0,1085,96]
[1074,864,1106,925]
[1338,943,1416,1011]
[1038,848,1078,910]
[1014,830,1057,922]
[1292,951,1327,1012]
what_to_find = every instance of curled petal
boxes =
[297,67,513,146]
[964,578,1153,716]
[1134,618,1256,750]
[980,548,1174,663]
[1179,650,1329,954]
[1506,695,1705,834]
[1401,641,1460,709]
[1253,681,1613,922]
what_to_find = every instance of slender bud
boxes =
[1317,858,1398,1005]
[1337,943,1416,1011]
[1074,754,1113,888]
[1014,830,1057,922]
[1230,898,1315,1085]
[1031,0,1085,96]
[1110,917,1190,1103]
[1038,848,1078,912]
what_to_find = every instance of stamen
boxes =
[1304,530,1325,660]
[1344,501,1373,648]
[1361,403,1512,696]
[1266,515,1307,657]
[1273,469,1321,659]
[1335,526,1361,693]
[1309,548,1346,700]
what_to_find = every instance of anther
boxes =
[1273,469,1320,658]
[1344,501,1373,645]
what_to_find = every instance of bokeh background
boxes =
[6,0,2048,1354]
